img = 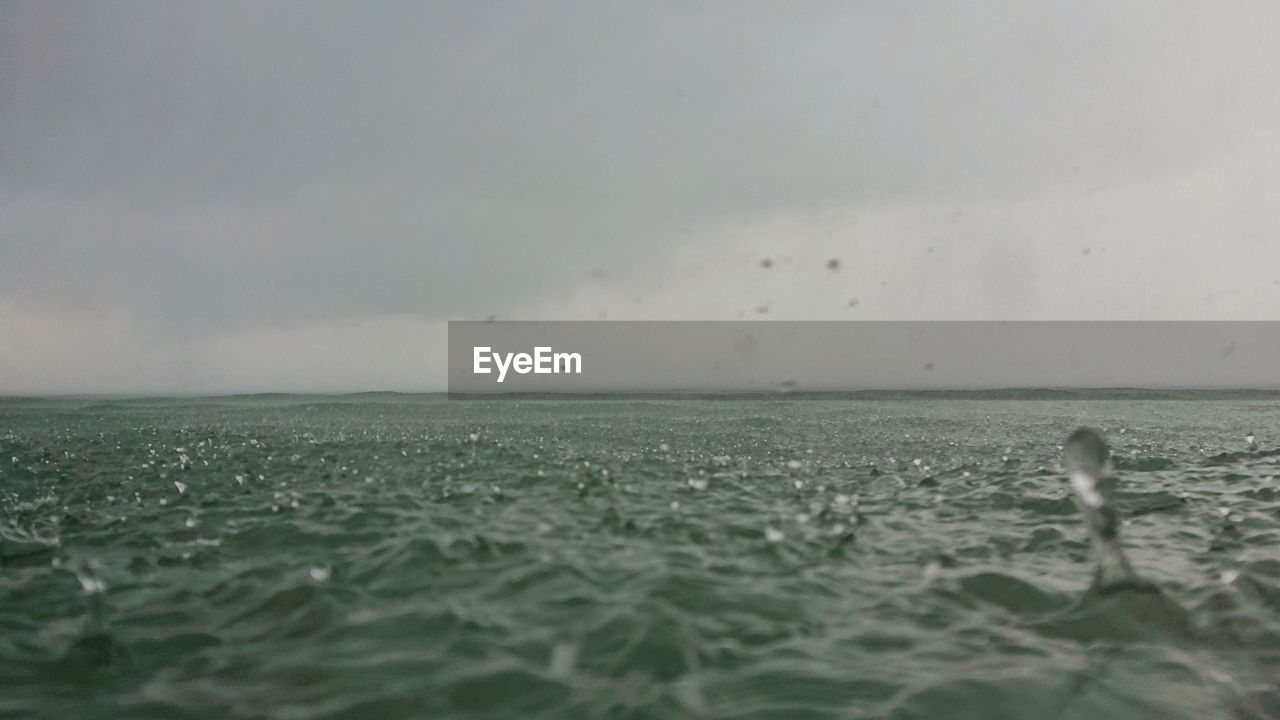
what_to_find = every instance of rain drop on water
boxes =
[549,642,577,678]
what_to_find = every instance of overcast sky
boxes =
[4,1,1280,393]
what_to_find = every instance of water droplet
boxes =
[79,575,106,594]
[549,642,577,678]
[74,561,106,594]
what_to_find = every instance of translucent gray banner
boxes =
[447,321,1280,396]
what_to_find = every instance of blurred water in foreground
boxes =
[1,395,1278,719]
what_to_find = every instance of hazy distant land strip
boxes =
[448,389,1280,401]
[10,389,1280,406]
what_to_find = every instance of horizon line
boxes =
[7,386,1280,402]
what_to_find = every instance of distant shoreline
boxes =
[7,388,1280,403]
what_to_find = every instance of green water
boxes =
[2,396,1278,719]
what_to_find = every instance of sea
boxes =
[2,395,1278,719]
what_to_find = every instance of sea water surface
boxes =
[1,395,1278,719]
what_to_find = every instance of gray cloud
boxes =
[4,1,1280,391]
